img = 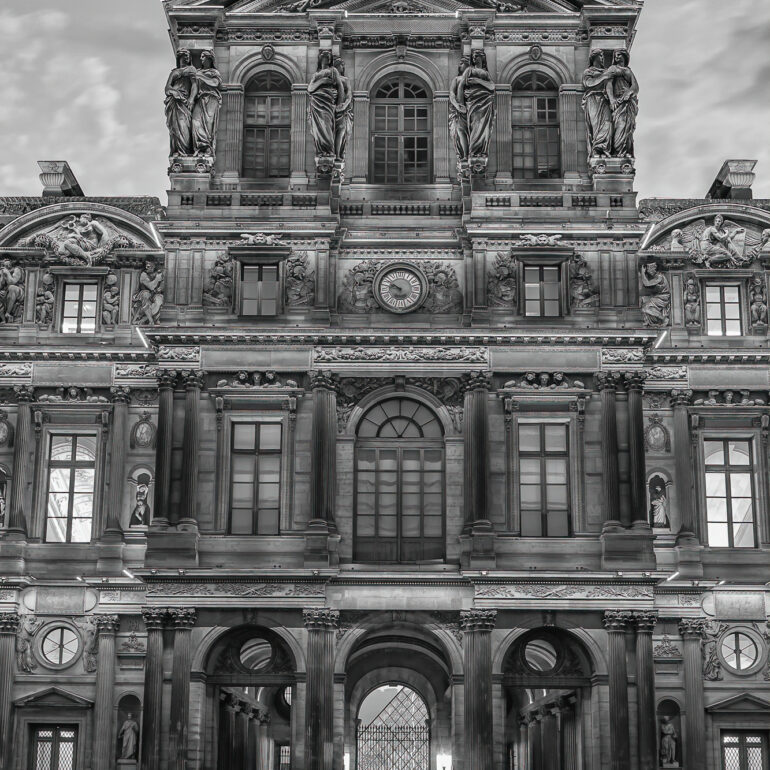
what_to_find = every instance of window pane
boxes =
[521,510,542,536]
[234,424,256,450]
[70,516,92,542]
[704,441,724,465]
[707,522,729,546]
[544,425,567,452]
[705,472,726,497]
[51,435,72,461]
[732,520,755,547]
[728,441,750,465]
[520,458,541,485]
[260,423,282,450]
[547,509,569,536]
[519,425,541,452]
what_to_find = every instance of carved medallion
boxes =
[373,263,428,314]
[130,412,156,449]
[0,410,13,447]
[644,415,670,453]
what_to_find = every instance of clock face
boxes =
[375,266,426,313]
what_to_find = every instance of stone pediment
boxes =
[15,687,94,709]
[226,0,586,13]
[705,693,770,713]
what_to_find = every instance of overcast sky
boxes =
[1,0,768,202]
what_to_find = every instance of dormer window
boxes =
[512,72,561,179]
[240,264,279,317]
[243,72,291,179]
[61,282,98,333]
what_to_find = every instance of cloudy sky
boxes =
[1,0,768,202]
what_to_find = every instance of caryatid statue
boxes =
[462,50,495,173]
[449,58,470,175]
[191,49,223,159]
[164,48,196,157]
[581,48,614,158]
[307,51,352,176]
[606,48,638,158]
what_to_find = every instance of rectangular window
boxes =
[704,439,756,548]
[518,423,570,536]
[524,265,561,317]
[721,732,768,770]
[705,284,741,336]
[45,434,96,543]
[61,283,98,333]
[279,745,291,769]
[240,265,279,317]
[30,725,78,770]
[229,422,282,535]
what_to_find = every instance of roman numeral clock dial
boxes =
[373,263,428,314]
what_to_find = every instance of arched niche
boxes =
[656,698,682,768]
[115,693,142,763]
[647,468,674,531]
[125,464,154,529]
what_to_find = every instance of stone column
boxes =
[244,707,257,770]
[291,85,309,184]
[679,619,706,769]
[634,611,657,770]
[433,92,451,183]
[233,701,246,770]
[0,612,20,770]
[92,615,120,770]
[560,698,578,770]
[219,693,237,768]
[494,85,512,184]
[558,84,584,179]
[105,387,130,536]
[222,85,245,185]
[6,385,34,537]
[671,389,696,539]
[141,608,167,770]
[257,712,272,770]
[625,373,649,527]
[461,609,496,770]
[597,373,622,529]
[179,371,204,528]
[151,370,177,528]
[303,608,338,770]
[168,608,196,770]
[308,372,337,529]
[350,92,369,183]
[603,610,632,770]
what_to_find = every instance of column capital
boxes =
[110,386,132,404]
[0,612,20,634]
[603,609,633,632]
[309,370,337,392]
[157,369,179,389]
[168,607,197,629]
[622,371,646,392]
[462,371,492,394]
[303,608,339,630]
[13,385,35,403]
[595,371,620,391]
[632,610,658,633]
[460,608,496,632]
[256,710,271,725]
[142,607,168,631]
[181,370,206,390]
[678,617,705,639]
[670,388,693,407]
[95,614,120,635]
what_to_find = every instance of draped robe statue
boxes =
[606,49,638,157]
[164,48,196,156]
[191,49,222,158]
[308,51,341,173]
[448,59,470,175]
[333,57,353,169]
[463,50,495,173]
[581,49,614,158]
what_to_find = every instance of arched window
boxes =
[511,72,561,179]
[355,397,444,563]
[243,72,291,179]
[371,76,432,184]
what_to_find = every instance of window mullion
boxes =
[252,449,259,536]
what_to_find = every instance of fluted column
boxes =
[105,387,130,536]
[6,386,34,537]
[433,92,451,183]
[178,371,204,528]
[603,610,632,770]
[597,373,621,529]
[671,389,697,540]
[634,611,657,770]
[222,85,245,184]
[245,708,258,770]
[626,373,649,527]
[679,619,706,769]
[168,608,196,770]
[219,694,237,769]
[92,615,120,770]
[141,608,167,770]
[0,612,20,770]
[461,609,495,770]
[494,85,512,183]
[309,372,337,528]
[304,608,338,770]
[559,84,583,177]
[560,698,578,770]
[350,92,369,183]
[257,712,272,770]
[233,701,246,770]
[291,85,309,183]
[463,373,491,527]
[151,371,177,528]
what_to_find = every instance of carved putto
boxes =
[515,234,562,247]
[487,252,517,308]
[569,254,599,309]
[668,215,767,268]
[682,273,701,327]
[35,271,55,328]
[503,372,585,390]
[639,261,670,327]
[131,259,164,326]
[693,390,764,406]
[749,273,768,328]
[20,214,137,265]
[215,371,298,388]
[102,271,120,325]
[203,253,233,307]
[285,252,315,307]
[0,259,25,324]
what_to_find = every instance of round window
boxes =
[239,639,273,671]
[524,639,558,672]
[41,627,80,666]
[720,632,759,672]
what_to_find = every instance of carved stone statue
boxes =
[131,260,164,326]
[118,713,140,759]
[102,272,120,325]
[35,271,56,328]
[606,49,638,158]
[240,233,282,246]
[640,261,670,327]
[308,50,348,175]
[487,252,517,308]
[425,267,462,313]
[191,50,222,159]
[750,274,768,327]
[664,215,762,268]
[16,615,40,672]
[649,482,670,528]
[0,259,25,324]
[448,58,470,175]
[699,214,747,267]
[333,57,353,170]
[683,274,701,327]
[165,48,197,157]
[659,716,678,766]
[285,252,315,307]
[582,49,614,158]
[569,255,599,309]
[462,50,495,173]
[202,253,233,307]
[130,483,150,527]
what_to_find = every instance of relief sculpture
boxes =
[668,214,767,268]
[0,259,25,324]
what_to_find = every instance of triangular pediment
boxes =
[706,693,770,713]
[15,687,94,709]
[227,0,584,14]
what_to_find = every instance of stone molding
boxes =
[314,346,488,364]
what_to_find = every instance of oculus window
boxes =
[371,76,432,184]
[705,284,742,336]
[720,631,758,673]
[45,434,96,543]
[243,72,291,179]
[61,283,98,334]
[704,439,756,548]
[355,397,444,563]
[512,72,561,179]
[41,627,80,667]
[518,423,570,536]
[229,422,282,535]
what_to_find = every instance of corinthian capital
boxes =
[309,370,337,392]
[167,607,197,629]
[0,612,21,634]
[156,369,179,389]
[670,388,693,407]
[460,608,497,632]
[142,607,168,631]
[603,610,633,631]
[303,608,340,630]
[181,370,206,390]
[632,610,657,633]
[678,618,705,638]
[595,372,619,391]
[95,614,120,635]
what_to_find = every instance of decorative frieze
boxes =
[601,348,645,365]
[314,346,487,364]
[146,581,326,597]
[157,346,199,363]
[475,583,653,600]
[502,372,586,390]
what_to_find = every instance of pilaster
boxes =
[559,84,584,181]
[92,615,120,770]
[603,610,632,770]
[291,85,309,185]
[494,85,512,185]
[350,92,369,183]
[679,619,706,769]
[179,370,205,530]
[5,385,33,538]
[221,85,245,186]
[168,608,196,770]
[597,373,621,530]
[0,612,20,770]
[151,370,177,529]
[433,92,451,183]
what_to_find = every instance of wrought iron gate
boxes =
[356,723,430,770]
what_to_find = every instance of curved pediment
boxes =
[0,201,162,266]
[640,203,770,269]
[224,0,582,13]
